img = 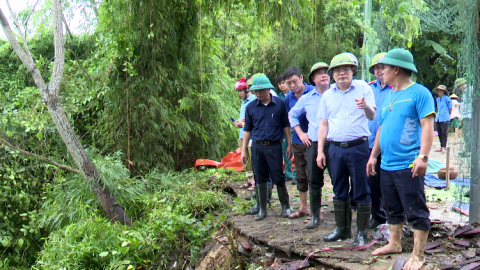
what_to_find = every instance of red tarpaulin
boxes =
[194,148,295,171]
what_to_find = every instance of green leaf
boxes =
[17,238,24,248]
[36,131,44,141]
[99,251,109,257]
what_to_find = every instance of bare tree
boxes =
[0,0,132,225]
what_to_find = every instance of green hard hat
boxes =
[433,84,448,95]
[454,78,467,88]
[369,52,387,74]
[327,53,358,76]
[247,73,267,87]
[308,62,329,85]
[249,75,275,91]
[380,48,418,73]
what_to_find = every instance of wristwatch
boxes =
[418,155,429,162]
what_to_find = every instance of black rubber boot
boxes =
[368,218,381,229]
[345,198,352,238]
[277,185,292,218]
[246,186,259,215]
[305,188,322,229]
[267,182,273,206]
[354,202,371,246]
[323,200,349,242]
[254,183,268,221]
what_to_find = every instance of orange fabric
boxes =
[194,148,296,171]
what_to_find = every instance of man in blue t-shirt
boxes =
[433,85,452,154]
[367,49,435,270]
[283,66,314,219]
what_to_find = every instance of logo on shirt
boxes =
[400,117,416,145]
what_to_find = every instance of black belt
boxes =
[331,137,367,148]
[253,140,282,146]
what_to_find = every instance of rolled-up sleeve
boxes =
[288,97,306,128]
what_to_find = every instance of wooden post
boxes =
[446,147,450,191]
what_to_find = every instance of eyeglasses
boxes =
[333,67,352,74]
[373,65,385,71]
[285,79,300,86]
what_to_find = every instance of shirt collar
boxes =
[375,79,391,91]
[312,85,331,96]
[255,93,276,106]
[333,79,356,93]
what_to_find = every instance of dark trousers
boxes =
[292,143,308,192]
[380,168,431,231]
[328,141,371,203]
[306,142,329,190]
[437,121,449,148]
[368,153,386,222]
[251,142,286,187]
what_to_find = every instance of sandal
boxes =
[247,186,255,191]
[434,149,442,152]
[239,182,251,189]
[288,210,310,219]
[304,217,311,223]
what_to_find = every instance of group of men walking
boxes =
[232,48,463,270]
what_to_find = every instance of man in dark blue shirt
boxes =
[242,75,293,221]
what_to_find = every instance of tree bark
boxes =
[0,0,132,225]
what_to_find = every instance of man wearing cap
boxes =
[367,53,391,229]
[449,94,461,139]
[283,66,314,219]
[316,52,376,246]
[433,85,452,154]
[234,78,256,190]
[241,75,293,221]
[367,48,435,270]
[289,62,331,229]
[276,74,296,182]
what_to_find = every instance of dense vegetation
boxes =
[0,0,469,268]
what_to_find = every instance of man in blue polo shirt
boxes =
[289,62,331,229]
[316,52,376,246]
[433,85,452,154]
[367,49,435,270]
[367,53,392,229]
[241,75,293,221]
[283,66,314,219]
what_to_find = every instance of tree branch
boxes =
[49,0,65,97]
[62,12,73,37]
[24,0,39,30]
[5,0,33,60]
[0,138,81,174]
[0,7,47,91]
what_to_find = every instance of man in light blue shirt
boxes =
[289,62,331,229]
[367,53,392,229]
[316,53,375,246]
[433,85,452,154]
[283,66,314,220]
